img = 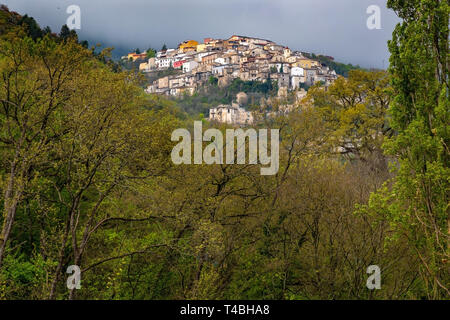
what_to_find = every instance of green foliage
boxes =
[59,24,78,42]
[18,14,44,40]
[0,19,181,300]
[228,78,277,95]
[0,4,446,301]
[307,70,392,162]
[208,76,218,86]
[146,48,156,58]
[172,77,278,115]
[361,0,450,298]
[0,253,50,299]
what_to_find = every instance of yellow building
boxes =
[286,56,298,63]
[293,58,320,69]
[127,52,147,61]
[178,40,199,53]
[196,43,207,52]
[139,62,149,71]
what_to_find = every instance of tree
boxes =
[161,44,167,51]
[47,74,177,299]
[364,0,449,298]
[208,76,218,86]
[42,26,52,35]
[80,40,89,48]
[0,36,91,267]
[18,14,43,40]
[146,48,156,58]
[59,24,71,40]
[0,30,180,299]
[0,6,444,301]
[306,70,392,164]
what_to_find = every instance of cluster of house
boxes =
[207,87,310,126]
[209,103,254,125]
[207,92,254,125]
[132,35,338,97]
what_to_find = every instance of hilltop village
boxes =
[124,35,339,124]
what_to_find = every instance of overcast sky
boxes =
[4,0,400,68]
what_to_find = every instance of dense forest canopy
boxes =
[0,2,448,300]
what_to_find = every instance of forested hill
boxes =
[0,5,73,41]
[0,5,22,35]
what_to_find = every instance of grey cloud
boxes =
[3,0,400,68]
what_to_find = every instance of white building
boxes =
[195,52,211,62]
[291,76,306,90]
[156,48,175,58]
[209,103,253,125]
[214,57,229,65]
[156,57,175,69]
[212,65,226,76]
[291,66,304,77]
[183,60,199,73]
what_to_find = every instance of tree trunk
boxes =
[48,223,70,299]
[0,161,22,267]
[0,195,21,267]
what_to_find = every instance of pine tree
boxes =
[59,24,71,40]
